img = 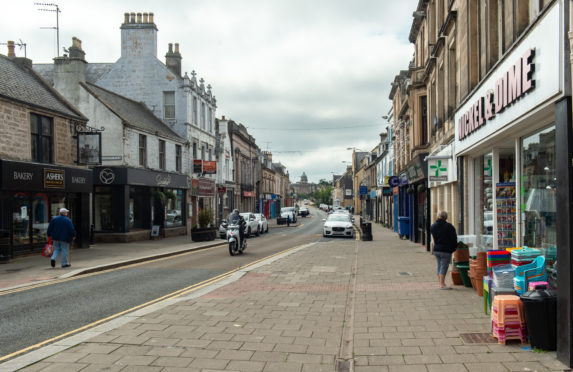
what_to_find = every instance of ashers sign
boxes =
[44,169,65,189]
[458,49,535,141]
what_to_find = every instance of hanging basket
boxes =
[417,184,426,192]
[406,186,414,194]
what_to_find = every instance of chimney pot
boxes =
[222,115,226,120]
[149,12,154,23]
[137,12,142,23]
[143,12,148,23]
[124,13,129,23]
[174,43,180,53]
[7,40,15,57]
[130,12,136,23]
[168,43,173,53]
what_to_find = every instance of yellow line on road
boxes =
[0,243,308,363]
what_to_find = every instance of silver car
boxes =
[323,213,354,238]
[253,213,268,234]
[240,212,260,236]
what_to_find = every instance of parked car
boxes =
[298,207,309,217]
[323,213,354,238]
[240,212,260,236]
[280,207,297,223]
[218,222,227,239]
[253,213,268,234]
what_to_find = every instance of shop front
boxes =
[454,2,572,364]
[398,154,429,245]
[0,160,92,260]
[93,167,188,242]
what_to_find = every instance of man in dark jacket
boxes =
[47,208,76,268]
[430,211,457,289]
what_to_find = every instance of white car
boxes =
[240,212,260,236]
[323,213,354,238]
[280,207,297,223]
[253,213,268,234]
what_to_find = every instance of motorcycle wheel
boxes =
[240,240,247,254]
[229,241,238,256]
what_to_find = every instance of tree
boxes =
[312,186,333,204]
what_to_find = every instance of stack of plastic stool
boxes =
[491,295,527,344]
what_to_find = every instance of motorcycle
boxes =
[226,223,246,256]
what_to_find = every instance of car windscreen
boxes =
[327,215,351,222]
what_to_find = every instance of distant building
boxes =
[290,172,317,197]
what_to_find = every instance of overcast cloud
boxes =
[1,0,417,183]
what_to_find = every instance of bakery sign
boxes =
[458,48,535,142]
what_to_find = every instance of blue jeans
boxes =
[51,240,70,266]
[434,251,452,275]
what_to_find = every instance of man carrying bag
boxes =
[47,208,76,268]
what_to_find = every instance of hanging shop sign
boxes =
[428,160,448,182]
[388,176,400,187]
[203,161,216,174]
[217,187,226,194]
[193,160,203,173]
[198,179,215,197]
[191,179,199,196]
[382,187,393,196]
[399,174,408,186]
[77,132,102,165]
[345,188,352,196]
[243,191,255,197]
[359,185,368,195]
[369,190,376,198]
[454,3,561,155]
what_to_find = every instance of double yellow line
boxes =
[0,243,305,363]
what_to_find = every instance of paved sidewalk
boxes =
[3,221,568,371]
[0,218,299,293]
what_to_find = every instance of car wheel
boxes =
[265,225,268,233]
[255,226,260,236]
[247,227,251,237]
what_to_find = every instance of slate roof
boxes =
[82,82,185,142]
[33,63,114,85]
[0,55,86,120]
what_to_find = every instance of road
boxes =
[0,207,330,359]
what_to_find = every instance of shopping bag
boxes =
[42,238,54,257]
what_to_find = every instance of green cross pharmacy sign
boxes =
[429,160,448,182]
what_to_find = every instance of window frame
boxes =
[163,91,175,120]
[159,139,166,170]
[175,144,182,172]
[139,134,147,167]
[30,113,53,164]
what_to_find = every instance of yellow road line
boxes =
[0,243,307,362]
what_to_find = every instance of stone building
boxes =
[290,172,317,198]
[0,42,92,260]
[215,117,235,223]
[229,121,259,213]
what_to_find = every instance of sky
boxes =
[1,0,417,184]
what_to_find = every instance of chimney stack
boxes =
[121,11,158,58]
[165,42,182,77]
[7,40,15,57]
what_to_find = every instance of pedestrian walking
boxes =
[47,208,76,268]
[430,210,457,289]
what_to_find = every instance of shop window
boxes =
[165,189,184,228]
[474,154,494,249]
[32,193,49,243]
[521,126,556,268]
[30,113,53,164]
[129,186,146,229]
[13,193,30,245]
[95,187,113,231]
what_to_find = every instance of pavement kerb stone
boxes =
[59,240,226,279]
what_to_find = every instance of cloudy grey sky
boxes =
[1,0,416,183]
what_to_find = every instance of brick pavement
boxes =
[1,219,568,372]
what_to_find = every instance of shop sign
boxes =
[359,185,368,195]
[191,179,199,196]
[199,179,215,197]
[457,49,535,142]
[384,176,390,185]
[243,191,255,197]
[382,187,393,196]
[217,187,226,194]
[44,169,65,189]
[369,190,376,198]
[399,174,408,186]
[345,188,352,196]
[1,160,92,193]
[203,161,216,174]
[77,132,102,165]
[272,194,277,199]
[388,176,400,187]
[393,187,399,195]
[428,160,448,182]
[455,3,561,155]
[193,160,202,173]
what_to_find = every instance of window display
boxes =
[474,154,493,249]
[521,126,556,260]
